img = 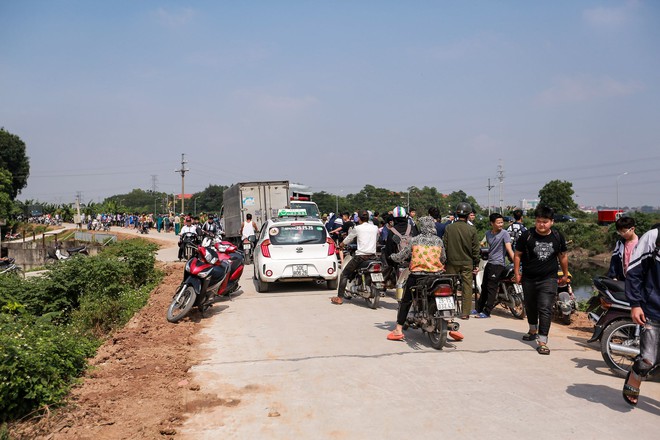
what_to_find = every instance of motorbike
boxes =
[586,276,639,377]
[179,232,199,261]
[403,273,461,350]
[474,248,525,319]
[343,244,386,309]
[139,222,149,234]
[242,236,256,265]
[45,243,89,264]
[167,241,245,323]
[554,273,577,324]
[102,221,111,231]
[0,257,23,276]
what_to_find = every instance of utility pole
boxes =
[497,159,504,214]
[75,191,82,228]
[486,178,495,215]
[174,154,189,214]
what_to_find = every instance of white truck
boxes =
[222,181,319,243]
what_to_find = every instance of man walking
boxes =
[513,205,568,355]
[443,202,480,319]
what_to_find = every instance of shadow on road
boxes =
[566,383,660,416]
[486,328,536,347]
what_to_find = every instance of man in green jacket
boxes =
[444,202,481,320]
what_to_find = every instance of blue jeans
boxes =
[522,278,557,343]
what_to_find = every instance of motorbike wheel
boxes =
[364,284,380,309]
[562,313,572,325]
[507,285,526,319]
[166,285,196,323]
[244,250,251,265]
[427,303,448,350]
[601,320,638,377]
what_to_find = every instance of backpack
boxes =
[390,223,412,253]
[507,222,527,249]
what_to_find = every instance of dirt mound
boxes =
[9,261,199,440]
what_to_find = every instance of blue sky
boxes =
[2,0,659,209]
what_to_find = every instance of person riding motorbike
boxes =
[386,216,463,341]
[331,210,379,305]
[383,206,418,268]
[178,216,199,260]
[201,214,219,237]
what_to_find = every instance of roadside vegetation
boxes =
[0,239,161,426]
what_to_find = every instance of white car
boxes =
[253,210,339,292]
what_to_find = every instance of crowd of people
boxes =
[321,203,658,408]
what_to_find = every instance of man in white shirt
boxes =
[178,216,198,260]
[331,210,379,305]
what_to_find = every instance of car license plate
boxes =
[293,264,308,277]
[435,296,455,310]
[370,273,384,282]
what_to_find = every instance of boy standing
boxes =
[476,213,515,318]
[608,217,639,281]
[513,205,568,355]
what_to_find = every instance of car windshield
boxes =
[269,224,326,245]
[290,202,319,218]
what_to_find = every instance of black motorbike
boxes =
[0,257,23,276]
[179,232,199,261]
[586,276,639,377]
[475,248,525,319]
[403,273,461,350]
[344,244,386,309]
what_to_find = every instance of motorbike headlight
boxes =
[185,260,192,272]
[198,268,212,279]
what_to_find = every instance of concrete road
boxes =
[178,264,660,439]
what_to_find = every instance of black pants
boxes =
[478,263,506,315]
[338,254,374,297]
[522,278,557,340]
[396,275,418,326]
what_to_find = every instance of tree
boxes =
[0,128,31,199]
[538,180,578,213]
[0,169,15,222]
[193,184,227,214]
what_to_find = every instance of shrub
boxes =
[100,238,159,286]
[0,314,99,422]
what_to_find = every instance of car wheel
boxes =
[326,277,338,290]
[256,274,270,293]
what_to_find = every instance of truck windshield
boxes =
[290,202,319,218]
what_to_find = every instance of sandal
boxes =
[387,331,404,341]
[522,332,538,341]
[330,296,343,305]
[536,343,550,355]
[622,370,640,406]
[459,315,470,320]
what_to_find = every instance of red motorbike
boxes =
[167,241,245,323]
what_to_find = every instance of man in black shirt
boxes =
[514,205,568,355]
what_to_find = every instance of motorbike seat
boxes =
[594,277,628,303]
[67,246,86,253]
[357,258,379,270]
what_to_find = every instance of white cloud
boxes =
[583,0,639,28]
[537,75,643,104]
[153,7,195,29]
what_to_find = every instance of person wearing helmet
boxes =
[443,202,481,319]
[178,216,198,260]
[202,214,219,237]
[383,206,418,267]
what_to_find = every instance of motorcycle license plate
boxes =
[435,296,455,310]
[293,264,308,277]
[513,284,523,294]
[370,273,384,282]
[243,243,251,250]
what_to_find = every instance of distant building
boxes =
[519,199,539,212]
